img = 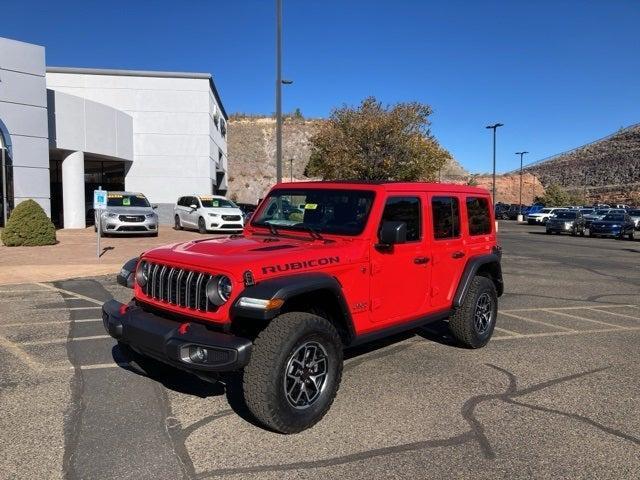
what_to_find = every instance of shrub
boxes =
[1,199,57,246]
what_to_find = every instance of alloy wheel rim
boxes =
[474,293,493,335]
[284,341,328,409]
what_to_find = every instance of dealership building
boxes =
[0,36,228,228]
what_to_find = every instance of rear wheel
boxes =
[198,217,207,234]
[628,230,635,240]
[174,215,182,230]
[242,312,343,433]
[448,276,497,349]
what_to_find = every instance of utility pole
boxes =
[290,158,294,182]
[515,151,528,216]
[485,123,504,205]
[275,0,283,184]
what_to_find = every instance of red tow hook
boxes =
[178,323,191,335]
[118,304,129,316]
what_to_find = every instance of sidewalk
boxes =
[0,227,214,285]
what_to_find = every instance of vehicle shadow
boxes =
[111,322,459,429]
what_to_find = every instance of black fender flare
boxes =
[453,253,503,308]
[230,272,354,329]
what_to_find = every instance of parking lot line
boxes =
[20,334,111,346]
[35,282,104,305]
[502,304,638,313]
[0,334,42,371]
[587,308,640,321]
[0,318,102,328]
[491,326,640,341]
[542,309,626,329]
[500,311,575,331]
[494,327,522,337]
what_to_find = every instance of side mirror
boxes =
[376,221,407,250]
[152,204,158,210]
[190,204,198,210]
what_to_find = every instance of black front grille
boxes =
[143,262,217,312]
[117,226,147,232]
[222,215,241,221]
[119,215,145,222]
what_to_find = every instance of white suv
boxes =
[174,195,244,233]
[526,207,566,225]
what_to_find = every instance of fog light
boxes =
[189,345,208,363]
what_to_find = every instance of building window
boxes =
[380,196,421,242]
[432,196,460,239]
[220,118,227,138]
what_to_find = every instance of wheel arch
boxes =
[230,273,355,345]
[453,253,503,308]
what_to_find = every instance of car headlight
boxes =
[205,275,233,306]
[565,222,573,228]
[208,213,219,217]
[135,260,150,287]
[611,224,620,228]
[104,212,117,218]
[145,213,155,218]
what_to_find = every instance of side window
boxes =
[466,197,491,235]
[188,197,196,208]
[432,196,460,239]
[380,196,421,242]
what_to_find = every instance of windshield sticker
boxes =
[122,197,131,206]
[212,200,220,207]
[261,256,340,275]
[107,194,122,198]
[305,203,318,210]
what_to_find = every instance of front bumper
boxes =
[206,218,244,232]
[546,223,573,232]
[101,216,157,234]
[527,217,544,224]
[589,228,620,237]
[102,299,252,372]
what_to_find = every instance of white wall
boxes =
[0,38,50,215]
[45,72,228,207]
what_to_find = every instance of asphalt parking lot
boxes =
[1,221,639,479]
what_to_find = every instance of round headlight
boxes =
[136,261,149,287]
[206,275,232,306]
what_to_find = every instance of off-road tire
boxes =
[174,215,182,230]
[243,312,343,434]
[448,276,498,349]
[198,217,207,234]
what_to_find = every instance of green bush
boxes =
[1,199,57,246]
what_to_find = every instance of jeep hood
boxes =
[141,234,365,280]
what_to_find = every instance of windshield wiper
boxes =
[267,222,280,237]
[297,225,326,241]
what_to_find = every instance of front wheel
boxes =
[198,217,207,234]
[628,230,635,240]
[448,276,498,348]
[242,312,343,433]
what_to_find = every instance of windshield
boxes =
[580,209,594,214]
[199,197,236,208]
[540,209,552,213]
[596,209,610,215]
[602,214,625,221]
[107,193,150,208]
[251,189,375,236]
[555,211,577,219]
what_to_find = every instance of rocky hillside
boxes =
[523,124,640,204]
[227,116,468,204]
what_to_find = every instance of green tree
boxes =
[539,184,586,207]
[1,199,57,246]
[306,97,451,181]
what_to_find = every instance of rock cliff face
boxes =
[464,173,545,205]
[227,116,467,204]
[523,124,640,204]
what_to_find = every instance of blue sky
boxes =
[4,0,640,173]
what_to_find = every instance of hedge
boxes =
[1,199,57,246]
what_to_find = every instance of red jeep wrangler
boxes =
[103,182,503,433]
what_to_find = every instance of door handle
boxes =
[414,256,429,264]
[452,251,466,259]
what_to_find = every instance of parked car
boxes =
[526,207,565,225]
[174,195,244,234]
[96,191,158,236]
[589,213,635,240]
[627,209,640,229]
[235,202,258,222]
[546,210,586,236]
[105,181,503,433]
[583,208,615,228]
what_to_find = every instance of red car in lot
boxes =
[104,181,503,433]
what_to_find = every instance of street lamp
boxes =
[485,123,504,205]
[515,151,529,217]
[275,0,293,184]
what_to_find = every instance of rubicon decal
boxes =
[262,256,340,275]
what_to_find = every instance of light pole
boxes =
[515,151,528,216]
[275,0,293,184]
[485,123,503,205]
[289,158,294,182]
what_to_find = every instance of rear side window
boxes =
[466,197,491,235]
[432,196,460,239]
[381,196,421,241]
